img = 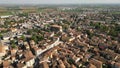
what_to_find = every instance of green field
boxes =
[0,12,12,16]
[111,11,120,14]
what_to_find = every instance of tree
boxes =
[77,26,81,31]
[11,44,17,48]
[18,20,24,23]
[31,34,44,43]
[20,35,25,41]
[27,29,33,35]
[0,33,3,39]
[10,40,17,48]
[31,35,37,43]
[108,29,118,37]
[18,13,28,17]
[37,35,44,41]
[68,58,75,64]
[10,40,15,45]
[62,24,69,30]
[86,30,93,39]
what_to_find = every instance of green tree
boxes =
[11,44,17,48]
[0,33,3,39]
[10,40,17,48]
[10,40,15,44]
[108,29,118,37]
[31,35,37,43]
[20,35,25,41]
[37,35,44,41]
[27,29,33,35]
[18,13,28,17]
[86,30,93,38]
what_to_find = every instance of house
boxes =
[30,40,35,46]
[23,42,30,50]
[2,36,10,40]
[114,62,120,68]
[60,34,69,42]
[71,64,77,68]
[89,58,103,68]
[24,57,34,67]
[87,63,97,68]
[72,55,80,63]
[98,43,107,50]
[76,62,82,68]
[101,50,119,60]
[10,55,16,62]
[2,60,13,68]
[84,53,93,61]
[18,40,24,46]
[0,15,12,18]
[10,48,17,55]
[58,60,65,68]
[10,28,17,32]
[32,46,42,56]
[17,63,27,68]
[50,25,62,32]
[68,37,75,42]
[39,61,49,68]
[0,45,8,58]
[63,58,71,68]
[21,50,35,67]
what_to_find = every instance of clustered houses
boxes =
[0,7,120,68]
[0,32,62,68]
[38,28,120,68]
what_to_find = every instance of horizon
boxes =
[1,3,120,6]
[1,0,120,5]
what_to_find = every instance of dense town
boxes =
[0,6,120,68]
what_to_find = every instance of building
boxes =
[50,25,62,32]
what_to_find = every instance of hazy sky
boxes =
[0,0,120,4]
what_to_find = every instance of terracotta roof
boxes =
[87,63,97,68]
[22,50,34,62]
[23,50,34,58]
[89,58,102,68]
[71,64,77,68]
[10,49,17,55]
[30,40,35,45]
[0,45,8,53]
[0,46,4,53]
[3,60,11,68]
[40,62,49,68]
[58,60,65,68]
[63,59,71,68]
[114,62,120,68]
[17,63,26,68]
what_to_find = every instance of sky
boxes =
[0,0,120,4]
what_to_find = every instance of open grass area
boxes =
[0,10,13,16]
[111,11,120,14]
